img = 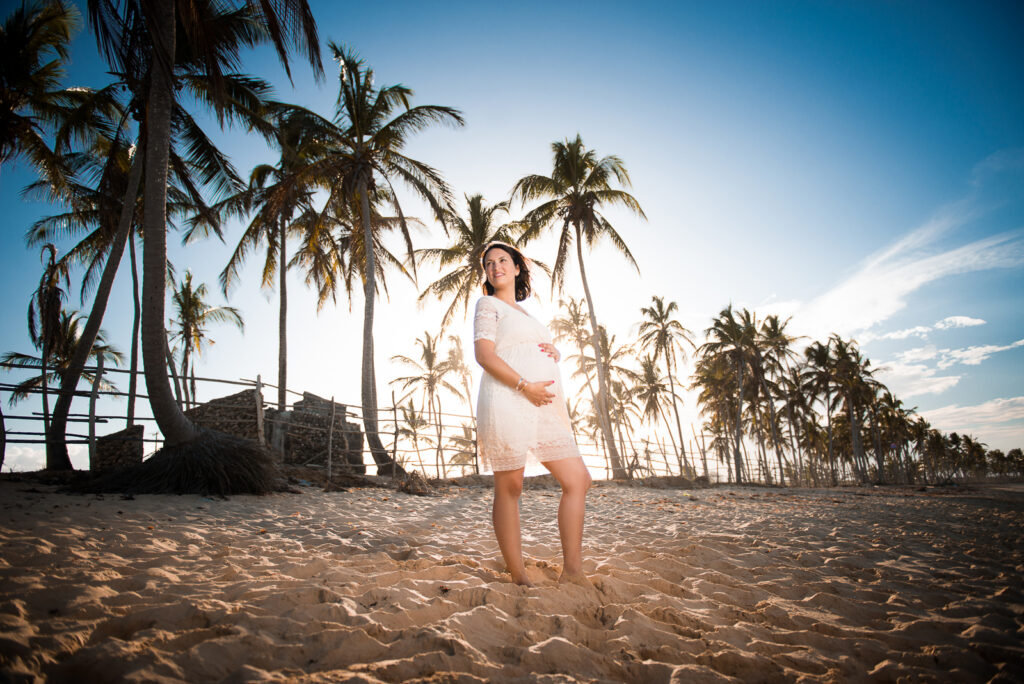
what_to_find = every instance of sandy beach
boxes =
[1,477,1022,683]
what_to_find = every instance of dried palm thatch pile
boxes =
[75,430,282,496]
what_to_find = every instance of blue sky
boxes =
[2,0,1023,470]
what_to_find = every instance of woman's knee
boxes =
[494,471,524,499]
[560,462,592,495]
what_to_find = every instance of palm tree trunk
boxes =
[435,393,445,478]
[733,353,745,484]
[141,2,198,446]
[758,375,787,486]
[0,403,6,472]
[847,396,867,484]
[47,146,144,468]
[40,347,51,455]
[358,178,403,476]
[825,390,836,486]
[166,336,184,409]
[127,230,141,427]
[575,223,626,479]
[277,217,287,411]
[665,353,691,474]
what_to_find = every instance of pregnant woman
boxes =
[473,241,592,586]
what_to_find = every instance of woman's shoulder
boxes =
[475,295,501,311]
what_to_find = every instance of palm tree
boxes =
[638,295,695,473]
[445,334,475,420]
[87,0,322,454]
[315,45,463,476]
[829,335,876,484]
[511,134,645,480]
[416,193,522,330]
[215,103,334,410]
[631,353,683,473]
[698,305,754,483]
[168,271,244,409]
[0,0,78,179]
[27,244,70,456]
[3,310,123,406]
[395,399,431,474]
[803,338,837,485]
[390,332,459,478]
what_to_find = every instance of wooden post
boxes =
[254,375,265,445]
[89,354,104,470]
[327,396,336,482]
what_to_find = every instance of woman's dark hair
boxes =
[481,244,532,301]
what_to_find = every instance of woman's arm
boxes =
[474,339,555,406]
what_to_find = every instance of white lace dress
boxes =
[473,296,580,472]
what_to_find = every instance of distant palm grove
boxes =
[1,1,1020,487]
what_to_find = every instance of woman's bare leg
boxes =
[542,457,592,579]
[492,467,531,585]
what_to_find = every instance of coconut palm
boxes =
[390,332,460,478]
[638,295,695,473]
[511,134,645,479]
[395,399,431,474]
[168,270,244,409]
[86,0,321,458]
[802,338,837,485]
[2,310,123,405]
[27,244,70,453]
[314,44,463,476]
[698,305,755,483]
[416,193,522,330]
[214,103,335,410]
[829,335,876,483]
[0,0,79,179]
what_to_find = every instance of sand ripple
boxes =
[1,481,1023,682]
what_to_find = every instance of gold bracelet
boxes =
[515,377,526,392]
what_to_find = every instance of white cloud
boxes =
[859,315,986,343]
[935,339,1024,369]
[895,345,940,363]
[921,396,1024,450]
[2,445,45,472]
[875,360,961,398]
[934,316,986,330]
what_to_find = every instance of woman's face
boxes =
[483,247,519,291]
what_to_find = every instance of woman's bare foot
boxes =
[510,572,534,587]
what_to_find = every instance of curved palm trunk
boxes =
[127,231,141,426]
[48,147,144,468]
[358,179,403,476]
[277,217,287,411]
[575,223,626,479]
[141,5,199,446]
[733,353,745,484]
[435,393,445,478]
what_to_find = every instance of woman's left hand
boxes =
[538,343,560,362]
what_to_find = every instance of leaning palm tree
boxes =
[168,271,244,409]
[638,295,695,473]
[315,44,464,476]
[416,193,523,330]
[511,134,645,479]
[86,0,321,462]
[390,331,460,478]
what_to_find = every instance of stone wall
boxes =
[184,389,263,443]
[264,393,365,473]
[94,424,144,472]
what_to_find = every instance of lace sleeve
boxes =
[473,297,499,342]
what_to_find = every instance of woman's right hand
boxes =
[522,380,556,406]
